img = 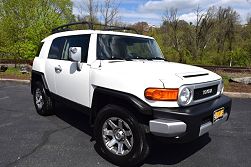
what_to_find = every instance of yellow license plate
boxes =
[213,107,224,123]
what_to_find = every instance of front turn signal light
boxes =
[144,88,179,101]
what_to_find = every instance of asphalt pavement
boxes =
[0,82,250,167]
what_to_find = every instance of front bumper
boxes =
[149,95,232,143]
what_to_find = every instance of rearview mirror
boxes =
[69,47,82,71]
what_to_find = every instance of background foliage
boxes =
[0,0,250,67]
[0,0,74,61]
[143,7,251,67]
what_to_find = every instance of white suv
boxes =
[31,22,232,166]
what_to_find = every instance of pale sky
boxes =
[72,0,251,26]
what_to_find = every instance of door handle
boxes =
[55,65,62,73]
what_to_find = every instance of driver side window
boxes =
[61,35,91,62]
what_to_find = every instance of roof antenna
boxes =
[99,59,102,68]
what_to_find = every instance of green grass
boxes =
[5,67,21,74]
[0,67,31,80]
[222,75,230,90]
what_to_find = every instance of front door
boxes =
[49,34,91,107]
[54,60,90,107]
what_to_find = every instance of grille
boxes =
[193,85,218,101]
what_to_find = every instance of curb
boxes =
[224,92,251,99]
[0,78,30,85]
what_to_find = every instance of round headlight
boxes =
[179,87,192,105]
[219,80,224,94]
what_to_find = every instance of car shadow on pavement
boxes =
[53,103,211,166]
[145,134,211,166]
[53,103,93,137]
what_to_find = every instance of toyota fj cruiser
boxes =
[31,22,232,166]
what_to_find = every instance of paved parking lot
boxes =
[0,82,251,167]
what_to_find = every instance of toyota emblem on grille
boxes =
[203,89,213,95]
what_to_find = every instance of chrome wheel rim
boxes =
[102,117,133,156]
[35,88,44,110]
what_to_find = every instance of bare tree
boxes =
[132,22,149,34]
[100,0,120,26]
[248,16,251,24]
[76,0,120,26]
[77,0,99,23]
[215,7,239,54]
[193,6,215,58]
[243,0,250,22]
[162,8,185,62]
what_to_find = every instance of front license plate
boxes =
[213,107,224,123]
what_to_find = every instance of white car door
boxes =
[54,34,91,107]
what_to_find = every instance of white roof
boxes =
[42,30,153,42]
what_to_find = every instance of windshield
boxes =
[97,34,165,60]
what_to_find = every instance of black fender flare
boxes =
[90,87,153,125]
[31,70,49,95]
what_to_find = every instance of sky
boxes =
[72,0,251,26]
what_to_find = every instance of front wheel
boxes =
[94,105,150,166]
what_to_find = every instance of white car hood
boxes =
[96,60,221,87]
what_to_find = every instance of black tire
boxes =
[33,81,54,116]
[94,104,150,167]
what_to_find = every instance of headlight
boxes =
[178,87,192,105]
[219,80,224,94]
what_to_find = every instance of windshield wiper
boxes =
[108,57,132,61]
[130,56,166,61]
[131,56,146,60]
[147,57,167,61]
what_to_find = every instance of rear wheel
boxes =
[33,82,54,116]
[94,105,150,166]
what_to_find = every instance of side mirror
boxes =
[69,47,82,71]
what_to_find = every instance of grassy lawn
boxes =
[0,67,31,80]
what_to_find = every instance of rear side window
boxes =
[62,35,91,62]
[48,37,66,59]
